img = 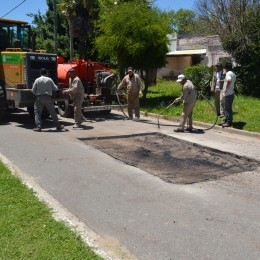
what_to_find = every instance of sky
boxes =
[1,0,195,24]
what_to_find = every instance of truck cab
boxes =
[0,18,66,120]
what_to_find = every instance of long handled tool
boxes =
[157,100,177,129]
[157,92,218,131]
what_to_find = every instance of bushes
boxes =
[184,63,260,98]
[184,64,213,97]
[233,65,260,97]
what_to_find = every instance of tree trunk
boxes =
[53,0,58,53]
[142,68,157,99]
[69,21,74,60]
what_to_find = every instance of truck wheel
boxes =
[0,85,6,121]
[57,100,74,118]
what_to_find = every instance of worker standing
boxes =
[173,74,197,132]
[211,63,225,117]
[222,62,236,127]
[117,67,143,120]
[62,68,86,128]
[31,68,64,132]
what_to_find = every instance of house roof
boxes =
[0,18,28,26]
[167,49,207,56]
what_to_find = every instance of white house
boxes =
[157,33,231,79]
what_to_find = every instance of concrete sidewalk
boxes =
[155,114,260,162]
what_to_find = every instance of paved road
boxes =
[0,109,260,260]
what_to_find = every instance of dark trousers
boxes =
[34,95,59,128]
[224,94,234,124]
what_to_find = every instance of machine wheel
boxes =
[0,85,7,121]
[57,100,74,118]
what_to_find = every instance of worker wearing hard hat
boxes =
[117,67,143,120]
[173,74,197,132]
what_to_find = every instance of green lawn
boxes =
[141,79,260,133]
[0,162,102,260]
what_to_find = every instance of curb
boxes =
[0,153,133,260]
[140,111,260,139]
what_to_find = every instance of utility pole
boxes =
[53,0,58,53]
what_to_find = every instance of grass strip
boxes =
[141,80,260,133]
[0,161,102,259]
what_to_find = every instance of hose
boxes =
[157,91,218,131]
[195,91,218,131]
[116,92,131,119]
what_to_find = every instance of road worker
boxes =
[62,68,86,128]
[173,74,197,132]
[222,62,236,127]
[31,68,64,132]
[211,62,225,117]
[117,67,143,120]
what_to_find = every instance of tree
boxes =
[57,0,99,60]
[29,0,99,60]
[95,0,172,98]
[167,9,196,33]
[195,0,260,97]
[28,0,70,58]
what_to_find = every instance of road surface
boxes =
[0,109,260,260]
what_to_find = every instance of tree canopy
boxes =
[95,0,172,95]
[167,9,196,33]
[57,0,99,59]
[29,0,99,60]
[96,0,171,69]
[28,0,70,57]
[195,0,260,96]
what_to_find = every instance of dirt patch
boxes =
[81,133,259,184]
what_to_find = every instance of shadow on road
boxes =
[0,109,73,131]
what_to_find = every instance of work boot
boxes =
[185,127,193,132]
[222,122,232,127]
[72,123,81,128]
[174,128,184,132]
[33,127,41,132]
[56,125,65,131]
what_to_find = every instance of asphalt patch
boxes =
[81,133,259,184]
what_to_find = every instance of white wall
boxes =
[158,34,231,79]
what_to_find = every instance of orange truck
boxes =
[56,58,127,117]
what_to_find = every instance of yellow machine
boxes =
[0,18,66,120]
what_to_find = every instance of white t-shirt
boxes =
[223,71,236,96]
